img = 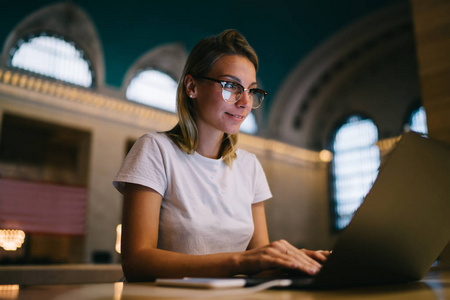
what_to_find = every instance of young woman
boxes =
[114,29,329,282]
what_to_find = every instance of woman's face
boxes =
[188,55,257,136]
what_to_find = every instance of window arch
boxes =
[126,69,178,112]
[408,106,427,135]
[9,34,93,87]
[331,115,380,230]
[0,2,104,88]
[267,3,417,149]
[123,43,186,113]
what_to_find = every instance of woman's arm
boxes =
[245,201,331,275]
[121,183,242,281]
[121,183,329,281]
[247,201,270,249]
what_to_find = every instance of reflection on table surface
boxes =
[3,269,450,300]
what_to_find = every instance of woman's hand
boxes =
[236,239,331,276]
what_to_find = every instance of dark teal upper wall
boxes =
[0,0,399,111]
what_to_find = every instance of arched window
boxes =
[331,115,380,230]
[409,106,428,135]
[125,69,178,112]
[9,34,93,87]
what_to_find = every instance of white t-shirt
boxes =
[113,132,272,255]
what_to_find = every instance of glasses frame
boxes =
[196,76,267,109]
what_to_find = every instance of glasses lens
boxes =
[251,91,264,108]
[222,89,233,101]
[222,82,242,102]
[220,80,265,108]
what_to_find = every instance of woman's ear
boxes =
[184,75,197,99]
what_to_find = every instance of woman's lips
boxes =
[226,112,244,119]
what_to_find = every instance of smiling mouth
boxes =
[226,112,244,119]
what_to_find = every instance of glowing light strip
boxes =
[115,224,122,254]
[0,68,178,126]
[0,285,20,300]
[0,229,26,251]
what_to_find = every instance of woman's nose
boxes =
[236,90,252,108]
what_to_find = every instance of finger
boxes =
[271,239,293,255]
[301,249,331,262]
[240,247,293,275]
[314,250,332,257]
[262,243,318,274]
[294,249,323,266]
[279,249,321,275]
[306,250,328,262]
[318,250,332,259]
[258,250,301,271]
[291,252,322,274]
[274,242,322,268]
[266,241,323,275]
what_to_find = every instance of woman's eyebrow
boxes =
[220,74,258,87]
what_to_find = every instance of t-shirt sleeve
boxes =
[252,156,273,204]
[113,134,167,196]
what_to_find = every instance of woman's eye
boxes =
[224,82,238,90]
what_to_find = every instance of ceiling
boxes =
[0,0,401,112]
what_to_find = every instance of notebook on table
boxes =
[246,131,450,289]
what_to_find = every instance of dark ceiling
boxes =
[0,0,401,112]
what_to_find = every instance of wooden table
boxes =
[4,269,450,300]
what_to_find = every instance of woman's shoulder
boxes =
[235,148,259,166]
[131,132,178,155]
[137,132,173,146]
[139,131,167,141]
[235,148,254,158]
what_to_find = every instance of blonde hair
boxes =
[166,29,258,167]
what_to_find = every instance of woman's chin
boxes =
[224,127,240,135]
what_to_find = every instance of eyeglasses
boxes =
[197,76,267,109]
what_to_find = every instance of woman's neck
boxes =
[196,129,224,159]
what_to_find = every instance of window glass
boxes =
[10,35,93,87]
[240,112,257,134]
[409,106,428,135]
[126,69,177,112]
[332,115,380,230]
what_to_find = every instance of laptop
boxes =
[246,131,450,289]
